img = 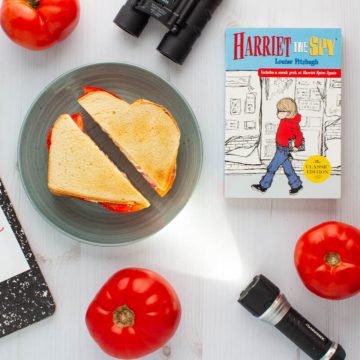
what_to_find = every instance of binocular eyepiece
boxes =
[114,0,223,65]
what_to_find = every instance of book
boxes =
[224,28,342,199]
[0,179,55,338]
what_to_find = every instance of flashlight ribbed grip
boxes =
[276,308,332,358]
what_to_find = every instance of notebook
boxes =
[225,28,342,198]
[0,178,55,338]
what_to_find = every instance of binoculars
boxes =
[114,0,223,65]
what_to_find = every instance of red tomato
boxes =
[0,0,80,50]
[295,221,360,300]
[86,268,182,359]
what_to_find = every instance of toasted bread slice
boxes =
[78,87,181,197]
[48,114,150,210]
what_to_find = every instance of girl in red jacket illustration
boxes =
[252,97,303,195]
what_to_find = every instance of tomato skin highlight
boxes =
[294,221,360,300]
[0,0,80,50]
[86,268,181,359]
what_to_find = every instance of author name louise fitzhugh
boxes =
[275,58,319,66]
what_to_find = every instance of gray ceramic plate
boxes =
[18,63,202,246]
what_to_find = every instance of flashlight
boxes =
[238,275,346,360]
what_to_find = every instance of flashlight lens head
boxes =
[238,274,280,317]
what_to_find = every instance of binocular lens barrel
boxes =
[157,28,197,65]
[114,1,150,37]
[238,275,346,360]
[158,0,222,64]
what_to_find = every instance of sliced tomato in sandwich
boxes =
[99,202,145,213]
[81,86,122,99]
[70,113,84,129]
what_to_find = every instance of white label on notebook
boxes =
[0,208,30,283]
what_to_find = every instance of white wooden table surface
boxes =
[1,0,359,359]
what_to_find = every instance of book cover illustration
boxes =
[225,28,342,198]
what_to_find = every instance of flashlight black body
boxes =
[238,275,346,360]
[275,307,346,360]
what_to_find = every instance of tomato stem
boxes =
[325,252,342,267]
[27,0,40,9]
[113,305,135,327]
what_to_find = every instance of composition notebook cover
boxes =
[225,28,342,199]
[0,179,55,338]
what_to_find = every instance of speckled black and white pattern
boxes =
[0,179,55,338]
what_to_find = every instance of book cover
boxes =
[224,28,342,198]
[0,179,55,338]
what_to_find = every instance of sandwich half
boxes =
[47,114,150,212]
[78,87,181,197]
